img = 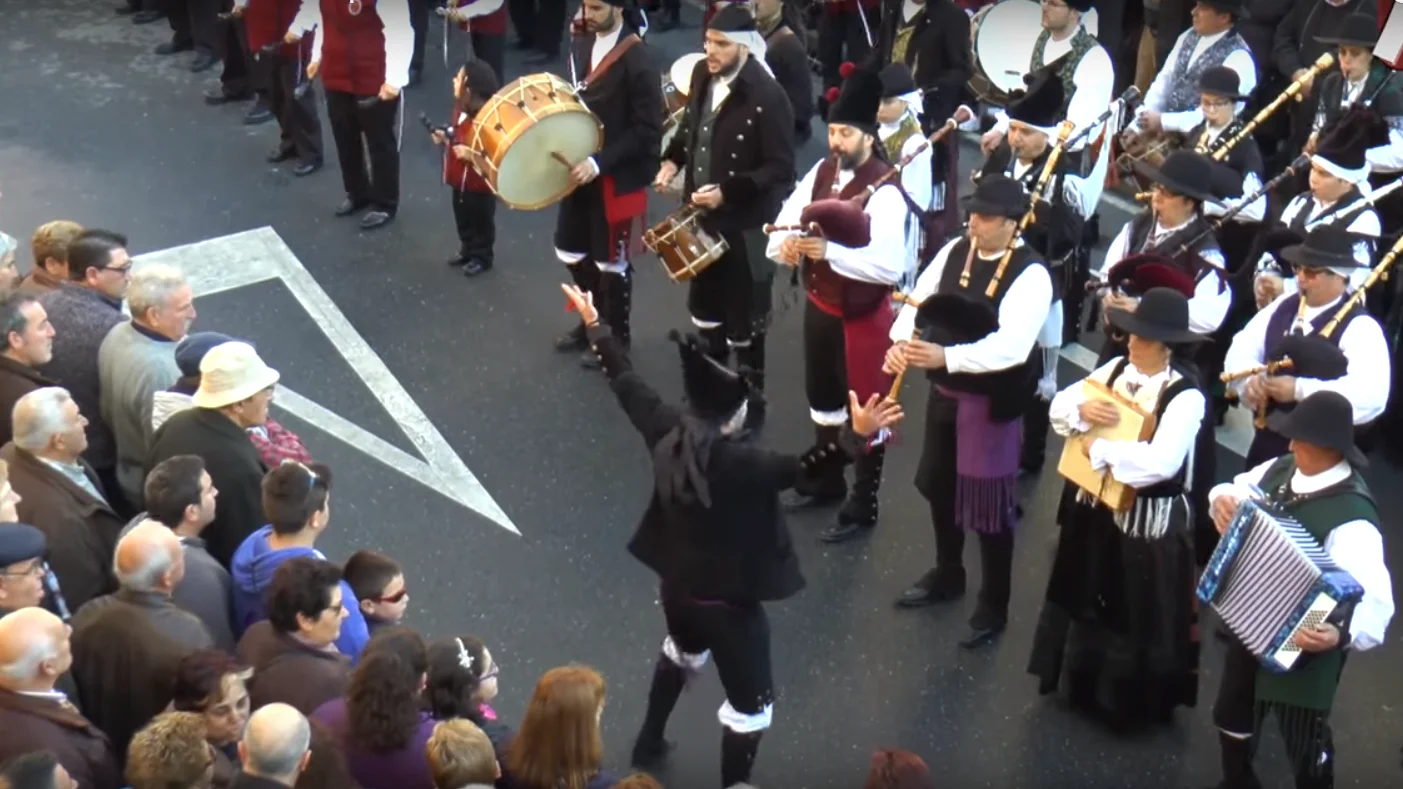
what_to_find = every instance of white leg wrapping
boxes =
[1219,728,1254,740]
[810,408,848,426]
[718,700,772,733]
[662,636,710,671]
[597,259,629,274]
[692,316,723,329]
[556,248,587,264]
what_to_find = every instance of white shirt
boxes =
[1099,217,1232,335]
[765,158,911,285]
[1258,194,1381,293]
[710,71,737,113]
[1313,76,1403,173]
[1139,28,1258,134]
[1196,123,1267,223]
[889,236,1052,374]
[1208,459,1395,651]
[293,0,415,91]
[992,26,1115,152]
[1050,359,1205,488]
[1009,155,1086,218]
[1223,293,1392,424]
[880,117,933,212]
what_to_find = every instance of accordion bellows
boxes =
[1197,500,1364,673]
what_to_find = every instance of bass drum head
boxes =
[496,110,603,210]
[670,52,704,95]
[971,0,1097,104]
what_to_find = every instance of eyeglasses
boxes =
[0,560,44,579]
[479,664,500,681]
[1200,98,1233,108]
[100,262,133,276]
[376,587,409,604]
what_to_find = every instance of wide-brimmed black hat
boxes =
[1132,150,1219,203]
[1198,65,1249,101]
[1006,68,1065,131]
[1064,0,1094,11]
[670,330,748,420]
[1279,225,1369,271]
[879,62,916,99]
[828,65,882,135]
[1267,391,1367,467]
[1315,13,1379,48]
[961,175,1027,219]
[1315,105,1390,176]
[1195,0,1244,16]
[1106,287,1204,344]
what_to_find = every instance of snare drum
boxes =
[471,73,602,210]
[644,205,730,282]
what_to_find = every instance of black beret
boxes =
[0,523,46,569]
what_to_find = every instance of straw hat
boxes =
[192,342,280,409]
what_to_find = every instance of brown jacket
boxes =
[0,356,56,447]
[237,620,351,716]
[0,687,121,789]
[1,443,123,609]
[16,267,64,297]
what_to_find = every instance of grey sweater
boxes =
[38,284,125,469]
[99,322,180,507]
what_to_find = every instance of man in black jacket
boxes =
[755,0,814,143]
[559,282,901,787]
[1272,0,1376,171]
[657,6,797,432]
[553,0,663,366]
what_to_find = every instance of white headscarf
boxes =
[719,29,774,76]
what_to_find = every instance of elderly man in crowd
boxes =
[0,523,71,626]
[0,294,56,447]
[233,703,312,789]
[0,750,81,789]
[2,388,123,609]
[0,608,120,789]
[19,222,83,298]
[100,265,195,510]
[124,711,215,789]
[147,341,278,567]
[37,229,131,515]
[237,557,350,715]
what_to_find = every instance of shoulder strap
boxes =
[583,33,641,87]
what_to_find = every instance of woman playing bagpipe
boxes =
[1026,287,1207,727]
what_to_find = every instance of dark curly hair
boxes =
[266,558,343,635]
[426,635,490,721]
[171,649,247,712]
[347,626,428,753]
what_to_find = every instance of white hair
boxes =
[127,264,189,317]
[0,627,61,683]
[11,387,75,453]
[114,521,178,593]
[243,704,311,778]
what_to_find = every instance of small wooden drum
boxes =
[644,204,729,282]
[470,73,602,210]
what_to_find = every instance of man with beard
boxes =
[656,5,796,431]
[552,0,662,367]
[766,67,916,544]
[288,0,414,231]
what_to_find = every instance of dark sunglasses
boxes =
[376,587,409,604]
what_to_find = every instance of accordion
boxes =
[1197,500,1364,673]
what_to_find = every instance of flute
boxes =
[1220,358,1294,384]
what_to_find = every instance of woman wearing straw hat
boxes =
[1028,287,1210,727]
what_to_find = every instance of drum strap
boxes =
[578,34,642,90]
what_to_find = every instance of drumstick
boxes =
[550,151,573,168]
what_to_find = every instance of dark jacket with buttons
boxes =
[665,55,796,234]
[569,29,664,195]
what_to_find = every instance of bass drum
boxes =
[659,53,703,197]
[968,0,1098,106]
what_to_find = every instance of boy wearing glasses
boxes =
[343,550,409,636]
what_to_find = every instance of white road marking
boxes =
[133,227,519,535]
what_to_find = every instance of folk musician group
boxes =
[275,0,1398,786]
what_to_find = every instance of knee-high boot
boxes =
[631,654,685,766]
[819,443,883,543]
[734,332,766,433]
[698,325,730,365]
[582,269,632,369]
[1214,732,1262,789]
[783,424,848,508]
[720,728,764,788]
[556,261,600,352]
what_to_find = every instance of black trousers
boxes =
[536,0,568,57]
[409,0,430,72]
[452,188,498,262]
[803,301,848,417]
[167,0,222,52]
[817,9,874,90]
[687,229,773,343]
[217,15,255,96]
[508,0,536,47]
[325,90,401,213]
[265,50,322,161]
[661,585,774,719]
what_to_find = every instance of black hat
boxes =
[1106,253,1197,297]
[707,3,756,32]
[1195,0,1243,15]
[1267,391,1367,467]
[1106,287,1204,344]
[1255,227,1306,279]
[878,63,916,100]
[174,331,238,378]
[1132,150,1220,203]
[1315,105,1390,176]
[1198,65,1249,101]
[1064,0,1094,11]
[961,174,1027,219]
[827,65,883,135]
[1005,69,1065,131]
[1315,13,1379,48]
[0,523,46,570]
[669,330,748,420]
[1280,225,1369,271]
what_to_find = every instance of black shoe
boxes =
[780,485,846,510]
[895,566,966,608]
[189,51,219,73]
[959,618,1007,650]
[204,88,252,105]
[155,39,194,55]
[335,198,369,217]
[630,736,673,768]
[267,145,296,163]
[555,323,588,353]
[291,159,322,177]
[132,10,164,23]
[243,104,274,125]
[817,520,873,543]
[462,257,493,277]
[359,210,394,230]
[445,254,468,268]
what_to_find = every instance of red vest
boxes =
[443,117,493,194]
[319,0,387,96]
[245,0,312,59]
[804,156,893,318]
[451,0,507,36]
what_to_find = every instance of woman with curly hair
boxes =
[171,650,253,787]
[500,666,616,789]
[425,635,512,760]
[312,626,436,789]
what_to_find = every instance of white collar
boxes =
[1288,460,1352,494]
[1195,29,1228,46]
[1154,216,1194,235]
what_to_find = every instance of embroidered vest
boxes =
[1253,456,1378,711]
[1030,25,1098,114]
[880,115,923,165]
[1165,30,1248,114]
[803,157,896,318]
[891,12,921,68]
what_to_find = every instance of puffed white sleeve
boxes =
[1221,293,1278,397]
[292,1,324,63]
[944,262,1052,374]
[1048,377,1091,437]
[1323,521,1394,651]
[1089,387,1205,486]
[765,161,821,264]
[382,0,415,90]
[823,184,909,285]
[1294,314,1392,424]
[1207,458,1276,508]
[890,238,953,342]
[1096,220,1133,279]
[900,134,933,212]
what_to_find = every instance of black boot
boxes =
[1021,396,1050,476]
[735,333,766,435]
[698,325,730,365]
[819,444,883,543]
[720,728,764,788]
[959,531,1013,649]
[582,270,631,369]
[897,507,967,607]
[1212,733,1262,789]
[781,425,848,509]
[632,655,684,767]
[556,262,599,353]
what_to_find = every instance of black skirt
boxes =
[1028,486,1200,727]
